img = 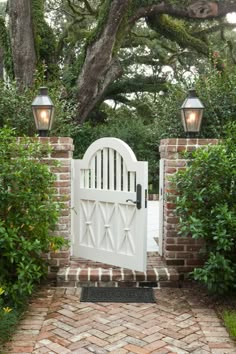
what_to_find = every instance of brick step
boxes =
[56,252,180,288]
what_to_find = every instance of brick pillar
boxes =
[159,138,218,276]
[38,137,74,277]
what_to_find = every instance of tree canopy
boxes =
[1,0,236,124]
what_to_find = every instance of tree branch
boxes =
[67,0,82,16]
[106,94,132,105]
[129,1,236,25]
[106,75,168,97]
[122,54,160,67]
[146,14,209,56]
[83,0,97,16]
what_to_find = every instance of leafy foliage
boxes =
[0,288,21,346]
[0,128,67,305]
[173,123,236,294]
[0,79,78,137]
[142,62,236,141]
[223,311,236,338]
[32,0,59,80]
[197,61,236,138]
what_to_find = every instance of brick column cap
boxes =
[29,137,74,151]
[159,139,219,157]
[160,138,219,148]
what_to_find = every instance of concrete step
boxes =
[57,252,180,288]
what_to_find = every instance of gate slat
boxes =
[130,171,136,192]
[84,170,90,188]
[97,150,102,189]
[91,157,95,188]
[116,152,121,191]
[109,149,114,191]
[80,170,85,188]
[103,148,108,190]
[123,161,128,191]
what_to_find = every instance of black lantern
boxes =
[32,87,55,137]
[180,88,204,137]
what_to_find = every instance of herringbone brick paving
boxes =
[4,287,236,354]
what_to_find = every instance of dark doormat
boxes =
[80,287,156,303]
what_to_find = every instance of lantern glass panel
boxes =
[180,88,204,135]
[36,108,51,129]
[183,109,203,132]
[32,87,55,134]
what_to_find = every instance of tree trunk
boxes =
[76,0,130,123]
[8,0,36,89]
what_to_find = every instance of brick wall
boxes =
[30,137,220,278]
[159,138,219,276]
[38,137,74,278]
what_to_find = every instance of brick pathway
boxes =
[3,287,236,354]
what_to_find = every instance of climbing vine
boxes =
[31,0,58,80]
[0,17,14,79]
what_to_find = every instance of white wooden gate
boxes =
[72,138,148,272]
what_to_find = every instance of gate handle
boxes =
[126,184,142,210]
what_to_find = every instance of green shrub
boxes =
[197,65,236,138]
[223,311,236,338]
[0,127,67,305]
[0,80,78,137]
[0,288,20,346]
[173,123,236,294]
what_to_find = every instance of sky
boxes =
[227,13,236,23]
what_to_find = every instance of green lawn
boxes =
[223,311,236,338]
